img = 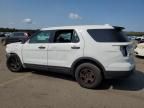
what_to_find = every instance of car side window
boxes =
[53,30,79,43]
[29,31,51,43]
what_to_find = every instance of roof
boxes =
[41,24,115,30]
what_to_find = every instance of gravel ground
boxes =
[0,43,144,108]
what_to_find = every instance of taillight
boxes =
[120,45,133,57]
[120,46,128,56]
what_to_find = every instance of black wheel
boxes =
[7,55,23,72]
[75,63,102,89]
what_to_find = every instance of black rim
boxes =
[8,57,20,70]
[79,68,96,85]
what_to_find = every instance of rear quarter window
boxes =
[87,29,128,42]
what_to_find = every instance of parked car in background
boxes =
[3,32,30,45]
[6,25,135,89]
[131,36,137,40]
[0,33,5,38]
[135,36,144,41]
[127,36,136,41]
[4,32,12,37]
[139,39,144,43]
[134,43,144,57]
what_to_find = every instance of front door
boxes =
[22,31,52,65]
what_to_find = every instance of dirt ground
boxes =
[0,44,144,108]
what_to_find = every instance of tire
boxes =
[7,55,23,72]
[75,63,102,89]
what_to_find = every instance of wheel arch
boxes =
[71,57,105,77]
[7,52,25,67]
[7,53,19,58]
[6,52,24,72]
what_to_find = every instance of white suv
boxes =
[6,25,135,89]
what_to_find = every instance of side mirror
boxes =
[21,38,29,44]
[21,40,25,44]
[20,39,27,44]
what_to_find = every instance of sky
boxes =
[0,0,144,31]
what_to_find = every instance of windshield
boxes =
[87,29,128,42]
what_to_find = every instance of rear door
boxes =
[47,29,84,68]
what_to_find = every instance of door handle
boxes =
[71,46,80,49]
[38,46,46,49]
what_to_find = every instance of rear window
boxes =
[87,29,128,42]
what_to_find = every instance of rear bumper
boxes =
[104,67,135,79]
[104,62,135,79]
[105,68,135,79]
